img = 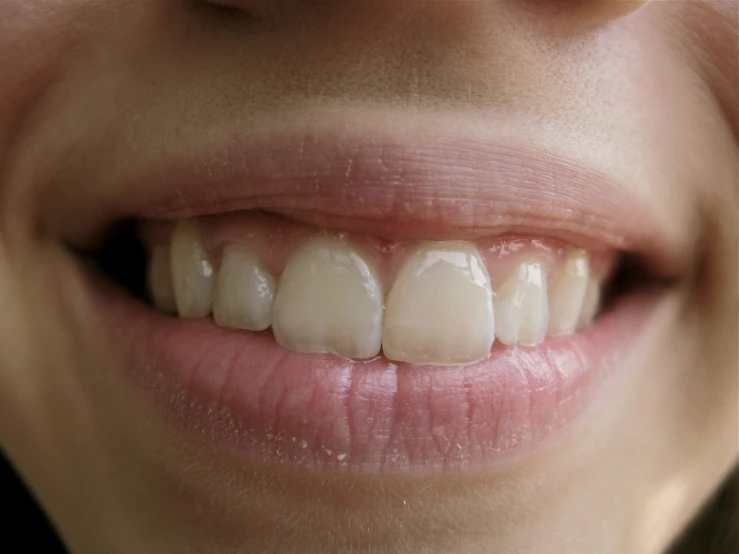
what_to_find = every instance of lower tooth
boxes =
[493,261,548,346]
[213,245,276,332]
[382,242,495,365]
[170,220,216,318]
[148,246,177,314]
[271,238,383,359]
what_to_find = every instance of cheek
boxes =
[0,3,71,122]
[0,4,83,238]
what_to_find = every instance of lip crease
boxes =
[65,116,682,473]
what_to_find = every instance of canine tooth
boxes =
[272,238,383,359]
[170,220,216,318]
[147,246,177,314]
[213,246,276,331]
[382,242,495,365]
[547,249,589,336]
[493,261,548,346]
[576,278,600,330]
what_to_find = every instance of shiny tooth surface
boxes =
[547,249,589,336]
[576,277,601,331]
[272,237,383,359]
[148,246,177,314]
[213,245,276,332]
[493,261,548,346]
[170,220,216,318]
[382,242,495,365]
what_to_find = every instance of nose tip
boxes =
[529,0,651,32]
[585,0,651,19]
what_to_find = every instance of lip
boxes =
[61,112,686,473]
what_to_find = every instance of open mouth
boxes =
[61,120,684,473]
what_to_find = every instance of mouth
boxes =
[62,114,685,473]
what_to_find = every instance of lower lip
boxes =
[84,265,659,474]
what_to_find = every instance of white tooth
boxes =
[382,242,495,365]
[147,246,177,314]
[576,278,600,330]
[493,261,548,346]
[272,238,383,359]
[547,249,589,336]
[170,220,216,318]
[213,245,276,331]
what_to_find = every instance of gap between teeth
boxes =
[153,221,601,365]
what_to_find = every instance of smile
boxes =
[65,112,685,473]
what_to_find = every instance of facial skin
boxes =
[0,1,737,553]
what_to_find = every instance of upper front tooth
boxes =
[382,242,495,365]
[213,245,276,332]
[271,237,383,359]
[547,249,589,336]
[171,220,216,318]
[148,246,177,314]
[493,261,548,346]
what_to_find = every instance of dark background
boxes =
[1,450,735,553]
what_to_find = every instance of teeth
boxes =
[170,220,217,318]
[547,249,589,336]
[493,261,548,346]
[213,246,276,332]
[271,238,383,359]
[160,219,602,361]
[382,242,495,365]
[148,246,177,314]
[576,277,601,331]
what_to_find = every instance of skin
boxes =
[0,1,737,553]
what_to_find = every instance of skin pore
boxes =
[0,1,737,553]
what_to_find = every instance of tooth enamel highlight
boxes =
[576,277,600,331]
[171,220,216,318]
[148,246,177,314]
[547,249,589,336]
[213,246,276,331]
[272,238,383,359]
[382,242,495,365]
[493,261,548,346]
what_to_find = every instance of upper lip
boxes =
[58,109,688,471]
[53,110,690,280]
